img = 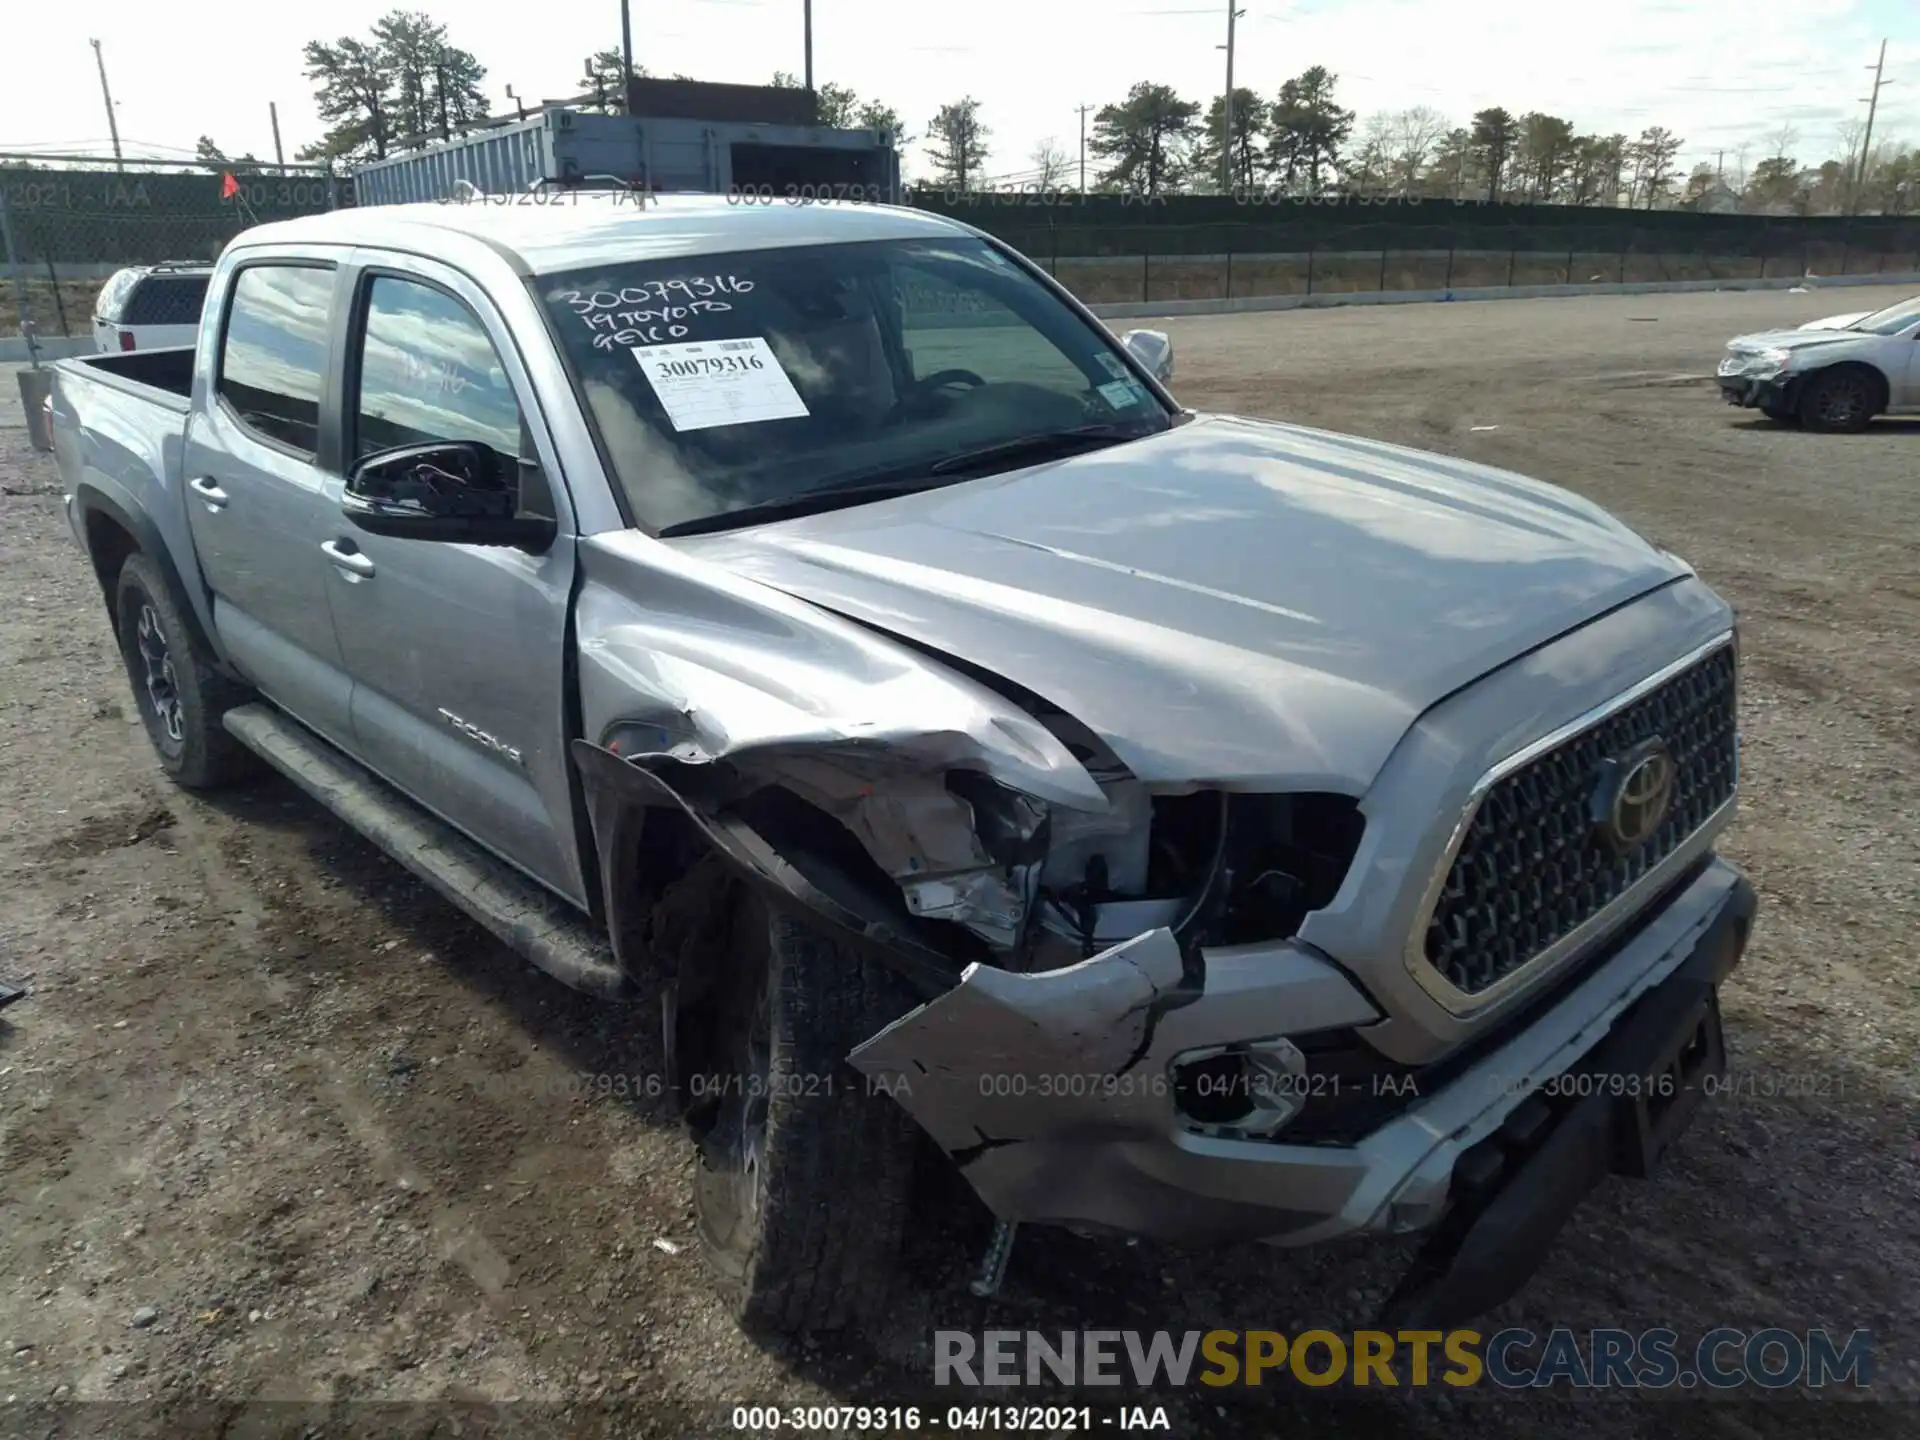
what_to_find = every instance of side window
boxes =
[353,276,522,465]
[125,276,211,326]
[894,261,1092,396]
[218,265,335,455]
[95,270,136,322]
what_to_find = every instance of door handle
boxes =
[187,476,229,509]
[320,539,376,579]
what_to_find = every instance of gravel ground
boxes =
[0,286,1916,1439]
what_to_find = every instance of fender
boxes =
[571,739,964,1001]
[73,482,237,679]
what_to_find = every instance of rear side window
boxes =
[94,270,139,322]
[218,265,335,455]
[122,275,210,327]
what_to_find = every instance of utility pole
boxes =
[1076,103,1094,191]
[620,0,635,115]
[270,102,286,174]
[1220,4,1244,194]
[804,0,814,91]
[89,39,124,171]
[1854,38,1892,214]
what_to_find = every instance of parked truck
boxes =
[47,194,1755,1336]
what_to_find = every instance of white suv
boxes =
[90,262,214,354]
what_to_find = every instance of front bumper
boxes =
[851,857,1754,1265]
[1717,371,1797,410]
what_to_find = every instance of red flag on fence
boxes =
[220,172,239,200]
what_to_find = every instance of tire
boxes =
[1758,403,1798,424]
[1797,366,1879,433]
[114,552,260,789]
[691,888,918,1336]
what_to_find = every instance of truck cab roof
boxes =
[229,194,975,276]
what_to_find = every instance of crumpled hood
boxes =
[671,414,1688,791]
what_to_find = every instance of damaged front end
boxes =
[570,546,1383,1240]
[574,716,1384,1242]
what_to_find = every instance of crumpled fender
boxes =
[570,739,966,999]
[575,534,1110,812]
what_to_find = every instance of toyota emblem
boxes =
[1591,739,1677,855]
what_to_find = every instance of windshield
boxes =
[1849,295,1920,336]
[536,237,1172,534]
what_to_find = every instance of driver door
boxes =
[317,254,588,908]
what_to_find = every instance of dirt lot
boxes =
[1,286,1915,1439]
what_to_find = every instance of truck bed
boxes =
[61,348,196,409]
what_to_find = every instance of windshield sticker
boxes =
[1097,379,1144,410]
[630,336,810,432]
[554,277,755,350]
[1095,352,1130,380]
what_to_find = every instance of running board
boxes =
[222,704,632,1001]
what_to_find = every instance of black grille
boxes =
[1423,646,1738,996]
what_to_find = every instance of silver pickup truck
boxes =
[49,195,1755,1337]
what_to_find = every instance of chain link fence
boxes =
[9,164,1920,342]
[3,164,344,340]
[1003,220,1920,306]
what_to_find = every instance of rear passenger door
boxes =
[182,257,356,745]
[317,257,587,907]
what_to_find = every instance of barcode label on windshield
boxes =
[630,336,810,431]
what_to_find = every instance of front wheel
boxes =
[691,890,919,1336]
[1797,367,1879,433]
[1758,403,1798,424]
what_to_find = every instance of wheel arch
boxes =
[571,738,969,1097]
[1804,359,1890,416]
[75,486,230,672]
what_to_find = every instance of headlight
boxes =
[1720,348,1791,378]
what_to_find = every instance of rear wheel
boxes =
[691,889,918,1336]
[114,553,259,789]
[1797,366,1880,433]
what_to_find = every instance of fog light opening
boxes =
[1171,1038,1308,1139]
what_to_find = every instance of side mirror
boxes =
[1120,328,1174,384]
[343,441,556,551]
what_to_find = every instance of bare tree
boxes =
[1835,118,1866,171]
[1030,137,1070,190]
[1389,105,1446,191]
[1763,123,1800,165]
[1347,113,1396,195]
[1731,140,1753,193]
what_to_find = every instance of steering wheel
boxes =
[913,368,987,393]
[886,367,987,422]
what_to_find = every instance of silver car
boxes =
[1717,292,1920,430]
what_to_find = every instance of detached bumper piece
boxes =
[1380,873,1756,1329]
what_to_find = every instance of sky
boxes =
[4,0,1915,187]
